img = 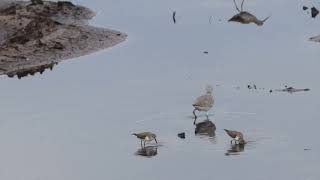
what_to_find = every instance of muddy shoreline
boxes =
[0,0,127,78]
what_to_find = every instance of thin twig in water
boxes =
[173,11,176,24]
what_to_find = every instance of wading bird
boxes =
[192,85,214,124]
[229,0,269,26]
[132,132,158,147]
[224,129,246,145]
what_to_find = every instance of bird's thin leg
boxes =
[193,109,198,125]
[193,109,197,119]
[233,0,240,12]
[144,141,146,147]
[241,0,244,11]
[206,112,209,119]
[141,140,143,147]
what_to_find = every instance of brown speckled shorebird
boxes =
[229,0,269,26]
[224,129,246,145]
[132,132,158,147]
[192,85,214,124]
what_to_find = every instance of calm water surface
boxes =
[0,0,319,179]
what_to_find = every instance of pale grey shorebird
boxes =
[192,85,214,124]
[229,0,269,26]
[224,129,246,145]
[132,132,158,147]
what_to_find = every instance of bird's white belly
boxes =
[144,136,153,141]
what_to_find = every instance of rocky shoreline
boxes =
[0,0,127,78]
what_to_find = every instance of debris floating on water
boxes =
[273,86,310,93]
[172,11,176,24]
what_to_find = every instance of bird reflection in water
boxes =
[225,143,245,156]
[135,146,158,158]
[228,0,269,26]
[195,119,216,138]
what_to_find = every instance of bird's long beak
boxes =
[262,16,270,23]
[228,16,239,22]
[154,138,158,144]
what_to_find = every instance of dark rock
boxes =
[203,51,208,54]
[303,6,308,11]
[178,132,185,139]
[311,7,319,18]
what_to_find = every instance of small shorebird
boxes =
[229,0,269,26]
[224,129,246,145]
[192,85,214,124]
[132,132,158,147]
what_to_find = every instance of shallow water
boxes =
[0,0,320,179]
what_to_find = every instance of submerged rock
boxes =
[0,0,127,78]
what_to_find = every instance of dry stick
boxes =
[173,11,176,24]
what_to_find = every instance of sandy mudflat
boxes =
[0,0,127,78]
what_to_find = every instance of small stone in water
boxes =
[311,7,319,18]
[178,132,185,139]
